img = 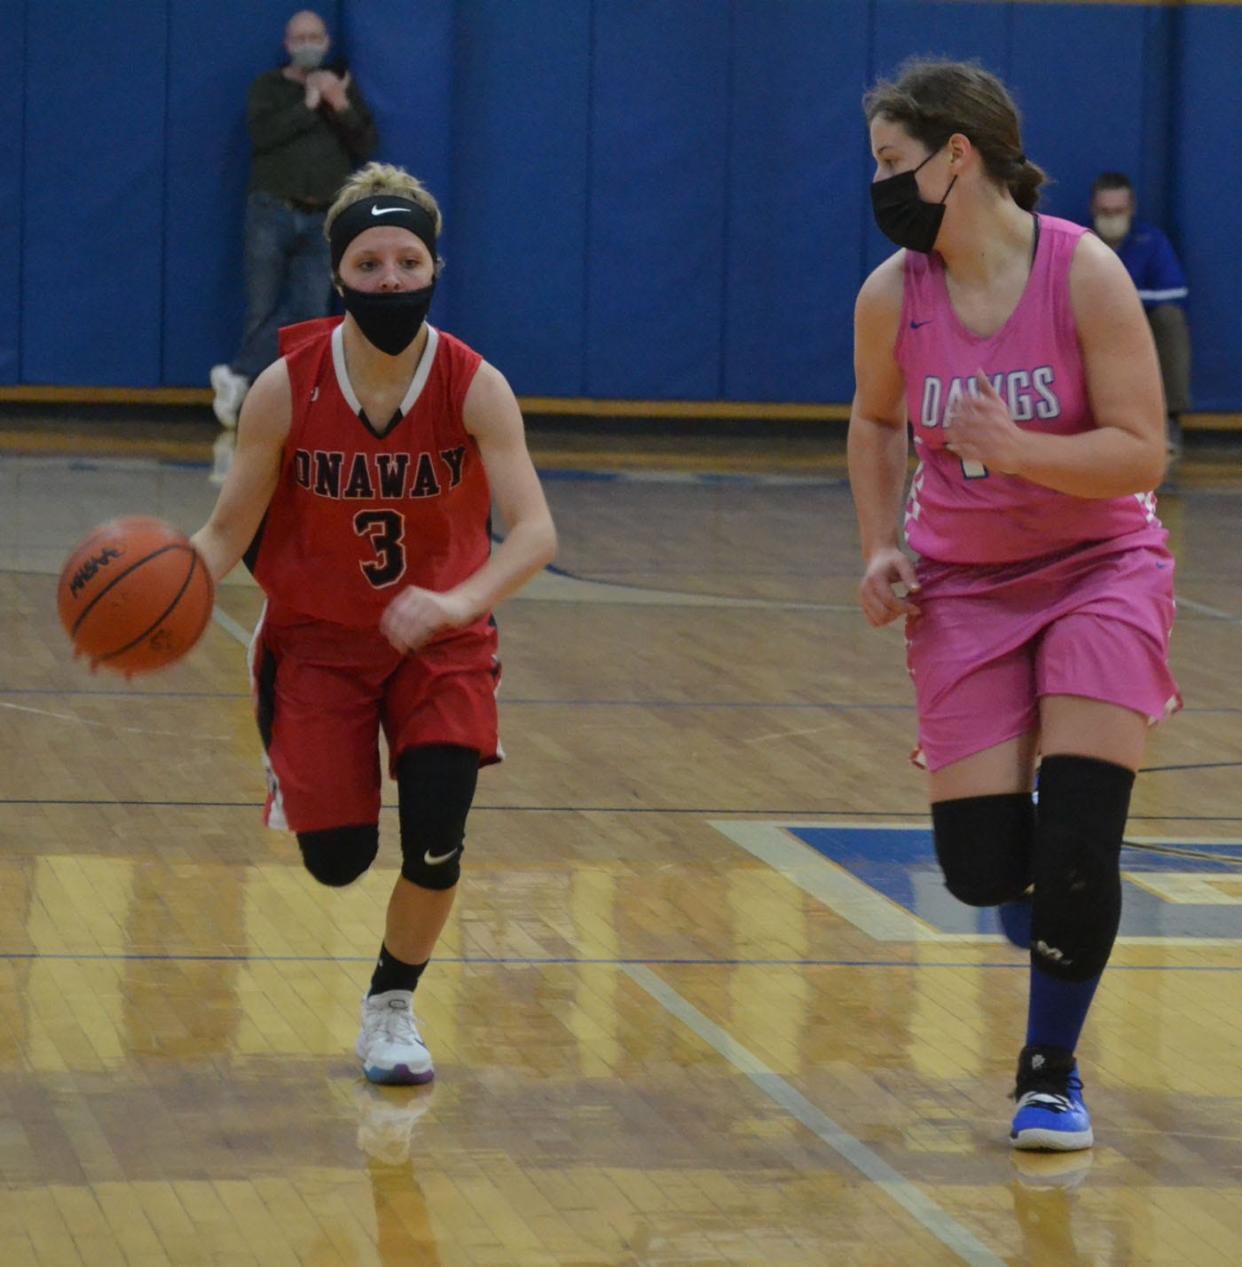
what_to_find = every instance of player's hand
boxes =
[858,547,921,628]
[380,587,472,654]
[945,369,1024,474]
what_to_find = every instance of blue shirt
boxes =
[1115,219,1188,309]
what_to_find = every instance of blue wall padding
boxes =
[342,0,456,322]
[863,1,1013,275]
[448,0,592,396]
[0,0,24,383]
[1009,5,1149,224]
[1174,7,1242,411]
[163,0,306,386]
[724,1,870,403]
[22,4,168,385]
[586,0,731,400]
[5,1,1242,411]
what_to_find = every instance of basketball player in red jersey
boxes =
[192,162,557,1084]
[849,61,1175,1150]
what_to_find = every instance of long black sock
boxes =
[368,944,428,997]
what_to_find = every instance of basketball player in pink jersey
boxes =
[191,162,557,1084]
[849,61,1177,1150]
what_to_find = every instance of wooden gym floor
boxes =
[0,415,1240,1266]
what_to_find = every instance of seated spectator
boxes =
[1090,172,1191,455]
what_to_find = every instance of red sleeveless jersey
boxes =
[252,318,491,630]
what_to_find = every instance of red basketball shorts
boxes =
[250,602,501,832]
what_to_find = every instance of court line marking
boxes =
[0,698,230,740]
[1177,595,1239,623]
[712,820,1242,944]
[212,605,253,645]
[1,951,1239,971]
[1,798,1240,823]
[621,962,1007,1267]
[712,820,945,942]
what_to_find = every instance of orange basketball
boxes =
[57,516,214,676]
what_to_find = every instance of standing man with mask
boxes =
[1090,173,1192,456]
[211,10,378,437]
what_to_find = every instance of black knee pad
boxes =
[396,744,479,891]
[931,792,1034,907]
[1030,755,1135,982]
[297,823,379,887]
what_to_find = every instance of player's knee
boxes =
[1030,755,1134,982]
[396,745,479,892]
[931,792,1034,907]
[297,824,379,887]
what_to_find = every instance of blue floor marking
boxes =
[791,826,1242,940]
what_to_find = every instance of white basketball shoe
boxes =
[356,990,435,1085]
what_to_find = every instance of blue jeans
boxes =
[232,191,332,380]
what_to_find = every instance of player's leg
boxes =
[928,733,1039,895]
[356,635,499,1085]
[250,611,385,858]
[1007,697,1145,1152]
[912,597,1041,939]
[356,745,481,1086]
[1015,562,1177,1151]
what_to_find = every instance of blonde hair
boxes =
[325,162,444,241]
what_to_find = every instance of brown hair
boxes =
[864,58,1047,212]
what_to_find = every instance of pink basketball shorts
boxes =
[906,537,1181,772]
[250,602,501,832]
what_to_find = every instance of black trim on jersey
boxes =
[255,646,278,751]
[243,510,268,576]
[356,407,405,440]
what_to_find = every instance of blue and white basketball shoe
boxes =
[1010,1045,1093,1151]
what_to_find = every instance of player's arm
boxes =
[379,362,556,654]
[848,254,921,627]
[190,361,290,582]
[948,236,1166,496]
[1020,234,1165,494]
[453,362,557,616]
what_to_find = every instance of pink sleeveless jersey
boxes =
[895,215,1165,565]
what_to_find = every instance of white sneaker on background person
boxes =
[208,430,235,486]
[209,364,250,429]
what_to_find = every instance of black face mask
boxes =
[340,281,436,356]
[870,147,957,254]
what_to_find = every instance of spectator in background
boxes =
[1091,173,1191,455]
[211,10,378,432]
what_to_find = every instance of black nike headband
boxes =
[329,196,439,272]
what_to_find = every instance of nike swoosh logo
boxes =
[909,319,932,330]
[371,205,407,217]
[424,847,459,866]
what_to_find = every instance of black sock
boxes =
[368,944,428,997]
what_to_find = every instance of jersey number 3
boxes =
[354,510,406,588]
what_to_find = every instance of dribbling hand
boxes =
[858,547,921,627]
